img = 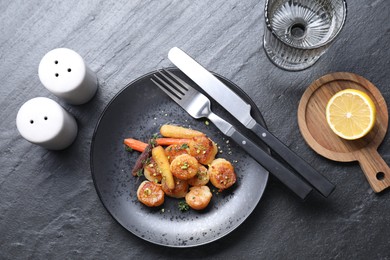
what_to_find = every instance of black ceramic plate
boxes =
[91,68,269,247]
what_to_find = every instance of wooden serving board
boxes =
[297,72,390,193]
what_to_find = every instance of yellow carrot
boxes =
[160,124,205,139]
[152,146,175,190]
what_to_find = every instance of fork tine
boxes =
[157,70,188,95]
[151,76,182,103]
[154,73,185,98]
[163,70,190,91]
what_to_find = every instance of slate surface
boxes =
[1,0,389,259]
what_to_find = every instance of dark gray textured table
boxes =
[1,1,389,259]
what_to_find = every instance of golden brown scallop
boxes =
[208,158,236,191]
[185,186,213,210]
[165,144,190,163]
[170,154,199,180]
[161,176,189,198]
[137,181,164,207]
[187,165,209,186]
[143,157,162,183]
[188,136,218,165]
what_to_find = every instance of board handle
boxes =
[357,148,390,193]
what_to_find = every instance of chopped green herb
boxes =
[125,146,133,152]
[180,143,189,149]
[136,169,143,177]
[178,201,189,212]
[149,134,159,147]
[142,157,151,166]
[205,120,210,126]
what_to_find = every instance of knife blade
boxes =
[152,70,313,200]
[168,47,335,197]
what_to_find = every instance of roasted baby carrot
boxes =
[160,124,205,138]
[156,138,190,146]
[131,143,153,176]
[124,138,190,152]
[124,138,148,152]
[152,146,175,189]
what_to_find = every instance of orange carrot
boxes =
[124,138,148,152]
[124,138,191,152]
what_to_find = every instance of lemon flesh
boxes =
[326,89,376,140]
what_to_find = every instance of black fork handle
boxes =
[227,127,313,200]
[249,122,335,197]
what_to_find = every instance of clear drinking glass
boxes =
[263,0,347,71]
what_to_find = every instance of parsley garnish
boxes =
[149,133,159,147]
[136,169,143,177]
[178,201,189,212]
[180,143,189,149]
[142,157,151,166]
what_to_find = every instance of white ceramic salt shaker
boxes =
[38,48,98,105]
[16,97,78,150]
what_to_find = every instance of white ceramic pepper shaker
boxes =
[38,48,98,105]
[16,97,78,150]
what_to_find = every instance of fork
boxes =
[151,69,313,199]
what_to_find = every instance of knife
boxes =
[168,47,335,197]
[152,70,313,200]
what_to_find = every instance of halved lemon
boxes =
[326,89,376,140]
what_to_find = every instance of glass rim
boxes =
[264,0,348,50]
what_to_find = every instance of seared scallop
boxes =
[143,157,162,183]
[189,136,218,165]
[187,165,209,186]
[208,158,236,191]
[170,154,199,180]
[137,181,164,207]
[162,176,189,198]
[165,143,190,163]
[185,186,213,210]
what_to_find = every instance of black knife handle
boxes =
[250,122,335,197]
[228,128,313,200]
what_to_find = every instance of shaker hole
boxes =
[30,120,34,124]
[44,116,48,120]
[67,68,71,72]
[54,60,58,64]
[55,73,59,77]
[376,172,385,181]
